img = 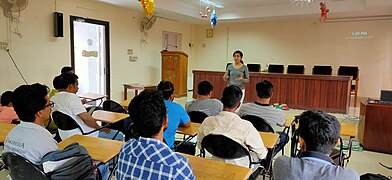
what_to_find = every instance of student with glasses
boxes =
[3,83,58,165]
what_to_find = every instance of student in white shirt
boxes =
[3,83,58,165]
[51,73,122,141]
[197,85,268,168]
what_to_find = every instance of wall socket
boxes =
[0,41,8,50]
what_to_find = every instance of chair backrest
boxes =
[51,111,82,132]
[337,66,359,80]
[201,134,251,167]
[287,65,305,74]
[188,111,209,124]
[312,65,332,75]
[102,100,127,114]
[2,152,49,180]
[241,115,275,133]
[247,64,261,72]
[268,64,284,73]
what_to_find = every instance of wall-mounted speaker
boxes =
[54,12,63,37]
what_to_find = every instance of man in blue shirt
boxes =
[116,90,195,179]
[157,80,191,149]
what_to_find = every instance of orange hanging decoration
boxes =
[320,1,329,23]
[141,0,155,16]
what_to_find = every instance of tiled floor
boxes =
[1,91,391,179]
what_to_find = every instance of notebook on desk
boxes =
[380,90,392,104]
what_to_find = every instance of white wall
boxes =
[0,0,192,101]
[190,19,392,98]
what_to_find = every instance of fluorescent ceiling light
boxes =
[200,0,224,8]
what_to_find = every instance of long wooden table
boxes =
[58,134,125,163]
[182,154,252,180]
[0,122,16,143]
[193,70,352,114]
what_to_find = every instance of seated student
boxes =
[51,73,122,141]
[157,80,191,150]
[48,66,75,99]
[273,110,360,180]
[238,80,288,145]
[0,91,19,123]
[197,85,268,168]
[3,83,58,165]
[117,90,195,179]
[185,80,223,116]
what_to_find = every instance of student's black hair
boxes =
[61,66,74,74]
[128,90,167,138]
[157,80,174,99]
[221,85,242,109]
[256,80,273,99]
[197,81,214,96]
[1,91,13,106]
[298,110,341,154]
[12,83,49,122]
[54,73,79,90]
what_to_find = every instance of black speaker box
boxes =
[54,12,63,37]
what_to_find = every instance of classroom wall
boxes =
[0,0,192,101]
[189,19,392,98]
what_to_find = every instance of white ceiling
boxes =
[96,0,392,23]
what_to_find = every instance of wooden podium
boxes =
[161,51,188,97]
[358,101,392,154]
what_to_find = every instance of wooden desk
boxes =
[0,122,16,143]
[120,99,132,109]
[182,154,252,180]
[123,84,156,100]
[177,122,201,136]
[359,101,392,154]
[78,92,107,101]
[58,135,125,163]
[193,70,351,114]
[92,110,129,124]
[259,132,279,149]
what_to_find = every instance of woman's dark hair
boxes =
[128,90,167,138]
[157,80,174,99]
[233,50,244,64]
[12,83,49,122]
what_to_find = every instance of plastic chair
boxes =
[338,66,359,107]
[51,111,103,136]
[287,65,305,74]
[188,111,209,124]
[268,64,284,73]
[2,152,49,180]
[312,65,332,75]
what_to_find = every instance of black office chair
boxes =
[247,64,261,72]
[51,111,103,137]
[287,65,305,74]
[241,115,275,133]
[268,64,284,73]
[241,115,288,156]
[188,111,209,124]
[312,65,332,75]
[338,66,359,107]
[2,152,49,180]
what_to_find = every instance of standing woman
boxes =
[223,50,249,104]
